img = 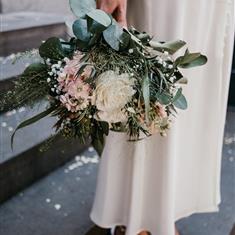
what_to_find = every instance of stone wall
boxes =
[1,0,71,14]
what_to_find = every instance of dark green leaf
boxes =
[22,63,48,77]
[11,106,56,149]
[149,40,186,54]
[87,17,107,34]
[175,49,208,68]
[157,92,172,105]
[100,121,109,136]
[72,19,91,41]
[39,37,65,60]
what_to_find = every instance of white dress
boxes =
[90,0,235,235]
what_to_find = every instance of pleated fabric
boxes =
[90,1,235,234]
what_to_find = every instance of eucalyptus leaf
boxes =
[172,88,182,102]
[39,37,65,60]
[173,93,188,110]
[177,53,208,68]
[87,17,107,34]
[73,19,91,42]
[103,24,130,51]
[86,9,112,28]
[157,92,172,105]
[149,40,186,54]
[69,0,96,18]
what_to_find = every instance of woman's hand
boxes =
[96,0,127,27]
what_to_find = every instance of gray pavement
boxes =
[0,109,234,235]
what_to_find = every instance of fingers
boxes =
[96,0,127,27]
[96,0,117,14]
[113,4,127,27]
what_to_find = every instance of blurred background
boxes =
[0,1,234,235]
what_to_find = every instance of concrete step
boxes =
[0,55,40,95]
[0,101,89,203]
[0,11,68,56]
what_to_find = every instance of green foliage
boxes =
[86,9,112,28]
[176,49,208,68]
[103,24,131,51]
[91,121,109,156]
[73,19,91,42]
[5,4,208,152]
[149,40,186,54]
[11,106,57,149]
[69,0,95,18]
[157,92,172,105]
[39,37,66,60]
[173,93,188,110]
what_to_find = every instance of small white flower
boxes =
[127,107,136,114]
[51,88,55,92]
[48,72,53,76]
[164,51,169,55]
[18,107,26,113]
[9,54,16,60]
[47,78,51,83]
[158,58,163,64]
[128,49,134,54]
[46,58,51,65]
[168,64,173,69]
[162,61,167,67]
[88,147,94,152]
[75,155,81,161]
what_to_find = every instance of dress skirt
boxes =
[90,0,235,234]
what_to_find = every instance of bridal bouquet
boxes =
[1,0,207,155]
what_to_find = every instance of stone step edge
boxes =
[0,133,90,204]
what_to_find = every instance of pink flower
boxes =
[81,66,92,80]
[59,77,91,112]
[63,51,84,76]
[155,102,167,118]
[67,78,90,100]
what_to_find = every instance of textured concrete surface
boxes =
[1,0,71,14]
[1,12,67,32]
[0,102,56,163]
[0,109,234,235]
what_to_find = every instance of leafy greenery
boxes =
[69,0,95,18]
[1,2,208,156]
[39,37,66,60]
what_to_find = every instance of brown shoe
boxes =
[85,225,111,235]
[114,226,126,235]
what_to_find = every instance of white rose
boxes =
[92,70,136,123]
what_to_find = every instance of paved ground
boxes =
[0,109,234,235]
